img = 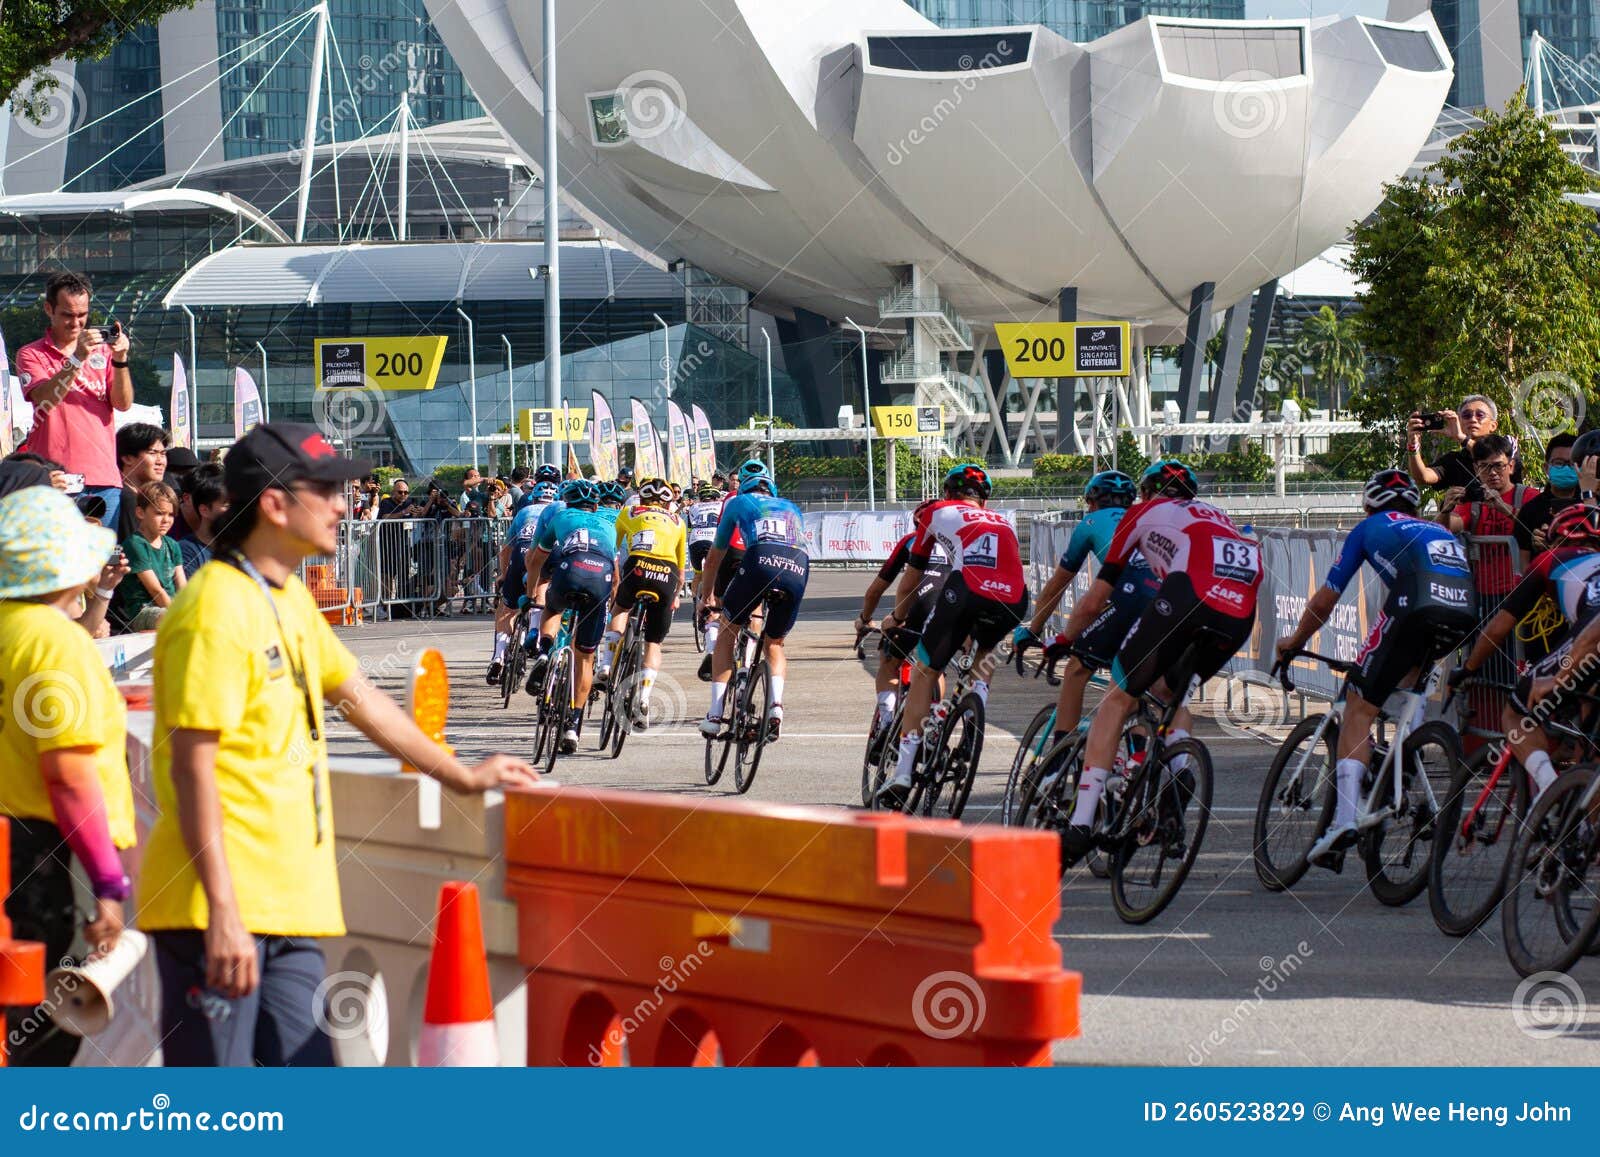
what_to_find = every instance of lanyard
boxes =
[225,551,327,844]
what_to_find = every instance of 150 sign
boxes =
[871,405,944,438]
[994,321,1130,378]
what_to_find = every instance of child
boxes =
[113,482,187,632]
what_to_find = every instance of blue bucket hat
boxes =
[0,486,116,599]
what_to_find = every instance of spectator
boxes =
[1517,433,1580,553]
[377,479,414,519]
[113,481,187,631]
[164,445,202,492]
[0,485,136,1065]
[458,467,487,516]
[508,465,536,513]
[351,475,381,521]
[135,423,538,1067]
[1441,433,1537,599]
[14,271,133,527]
[1,454,58,495]
[486,477,512,518]
[115,423,169,541]
[1406,395,1521,489]
[177,464,229,575]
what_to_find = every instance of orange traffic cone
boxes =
[416,881,499,1066]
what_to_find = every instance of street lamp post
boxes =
[843,316,876,512]
[180,305,198,438]
[502,334,516,471]
[760,328,775,478]
[254,340,269,423]
[455,307,478,470]
[542,0,561,420]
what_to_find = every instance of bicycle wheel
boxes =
[920,693,984,819]
[543,646,573,777]
[503,629,527,712]
[1362,720,1459,907]
[1428,742,1527,936]
[1109,738,1214,925]
[861,705,887,807]
[733,661,772,795]
[1252,713,1339,893]
[867,703,906,809]
[1004,705,1057,825]
[693,601,705,653]
[704,669,742,787]
[530,654,555,764]
[1501,766,1600,977]
[608,629,641,759]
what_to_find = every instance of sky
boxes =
[1245,0,1393,17]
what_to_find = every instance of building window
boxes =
[1155,24,1303,81]
[590,94,628,145]
[1365,24,1445,72]
[866,32,1030,71]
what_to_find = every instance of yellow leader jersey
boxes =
[614,504,687,570]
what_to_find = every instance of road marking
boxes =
[1063,931,1215,941]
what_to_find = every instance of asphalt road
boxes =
[328,571,1600,1066]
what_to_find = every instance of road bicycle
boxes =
[598,590,659,759]
[703,602,774,795]
[1501,762,1600,977]
[498,598,532,710]
[867,639,989,820]
[1254,649,1460,906]
[1011,633,1219,923]
[532,600,598,776]
[1001,642,1067,825]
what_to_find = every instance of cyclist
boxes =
[695,459,766,682]
[1451,502,1600,801]
[876,463,1027,811]
[614,467,637,506]
[1012,470,1155,748]
[1055,460,1259,862]
[605,477,688,721]
[1274,468,1476,867]
[524,479,617,753]
[686,481,727,661]
[513,463,562,514]
[699,468,809,741]
[597,479,628,521]
[856,499,949,756]
[486,479,558,684]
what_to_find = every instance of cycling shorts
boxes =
[545,553,615,652]
[689,540,713,574]
[1508,637,1600,724]
[1071,574,1156,672]
[499,550,528,607]
[880,573,944,662]
[915,570,1029,672]
[713,548,745,599]
[1348,599,1476,706]
[722,545,809,640]
[1111,573,1253,696]
[617,557,677,644]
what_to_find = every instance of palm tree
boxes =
[1298,305,1365,415]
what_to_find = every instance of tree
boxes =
[1347,91,1600,437]
[2,1,198,119]
[1298,305,1365,415]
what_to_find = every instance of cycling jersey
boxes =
[717,493,747,552]
[686,500,723,549]
[909,499,1024,604]
[1496,546,1600,628]
[878,533,949,586]
[1101,497,1259,617]
[508,501,550,551]
[532,499,568,547]
[535,507,618,569]
[1324,510,1474,616]
[713,492,808,555]
[614,504,687,571]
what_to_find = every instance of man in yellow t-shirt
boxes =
[602,477,688,725]
[139,423,539,1067]
[0,484,135,1066]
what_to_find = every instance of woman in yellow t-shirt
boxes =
[0,485,136,1067]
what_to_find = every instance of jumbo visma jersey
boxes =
[614,503,688,569]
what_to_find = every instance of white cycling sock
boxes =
[893,734,921,786]
[1334,758,1365,827]
[1525,749,1558,793]
[598,630,621,669]
[1071,766,1110,826]
[492,633,509,662]
[528,607,544,635]
[770,675,785,706]
[972,679,989,708]
[704,620,720,654]
[876,690,897,727]
[1167,728,1193,774]
[709,681,728,719]
[640,666,657,706]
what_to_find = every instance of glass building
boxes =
[904,0,1246,44]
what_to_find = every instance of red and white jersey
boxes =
[1104,497,1261,617]
[910,499,1025,603]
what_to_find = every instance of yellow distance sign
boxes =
[871,405,945,439]
[518,407,589,442]
[995,321,1131,378]
[315,336,447,391]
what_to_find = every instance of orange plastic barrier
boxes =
[0,818,46,1067]
[503,790,1079,1066]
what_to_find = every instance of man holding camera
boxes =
[1405,395,1519,490]
[15,271,134,528]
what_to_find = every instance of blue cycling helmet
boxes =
[558,478,589,503]
[1140,459,1199,499]
[532,481,559,502]
[737,458,770,483]
[598,480,628,506]
[534,463,561,484]
[943,462,992,500]
[739,473,778,496]
[1083,470,1135,507]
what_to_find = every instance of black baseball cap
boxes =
[224,422,370,502]
[165,446,203,473]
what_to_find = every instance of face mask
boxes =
[1549,464,1579,489]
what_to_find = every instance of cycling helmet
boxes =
[532,481,559,502]
[616,466,634,483]
[1548,503,1600,549]
[943,462,992,500]
[1140,459,1198,499]
[1362,468,1420,514]
[534,463,561,484]
[639,477,673,505]
[739,473,777,496]
[695,481,720,501]
[737,458,770,484]
[598,480,628,506]
[564,478,600,508]
[1083,470,1136,508]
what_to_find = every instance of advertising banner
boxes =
[665,400,693,486]
[691,404,716,479]
[233,366,263,439]
[631,398,663,478]
[314,336,448,391]
[591,391,619,481]
[169,353,191,450]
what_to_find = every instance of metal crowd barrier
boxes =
[296,517,512,622]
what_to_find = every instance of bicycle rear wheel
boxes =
[867,703,906,809]
[504,631,527,710]
[1004,705,1057,825]
[1110,738,1213,925]
[1501,766,1600,978]
[1252,713,1339,893]
[530,654,555,764]
[861,706,887,807]
[921,693,984,819]
[1363,720,1459,907]
[608,628,642,759]
[733,661,772,795]
[543,647,573,777]
[704,669,742,787]
[1429,742,1526,936]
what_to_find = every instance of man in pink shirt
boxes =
[15,271,134,528]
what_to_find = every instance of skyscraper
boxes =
[1389,0,1600,110]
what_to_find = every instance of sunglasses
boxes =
[1459,409,1492,420]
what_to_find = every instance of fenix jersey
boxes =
[1323,510,1475,617]
[614,504,688,570]
[714,493,809,557]
[686,499,724,547]
[1102,497,1261,617]
[1497,546,1600,628]
[910,500,1024,604]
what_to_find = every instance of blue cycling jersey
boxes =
[713,493,809,555]
[509,501,550,548]
[1324,511,1471,595]
[1062,507,1154,576]
[531,499,567,546]
[535,506,618,560]
[598,504,623,529]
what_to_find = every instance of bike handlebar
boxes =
[1271,648,1353,692]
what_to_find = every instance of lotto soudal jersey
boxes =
[1102,496,1260,616]
[686,500,724,546]
[909,500,1024,603]
[1497,546,1600,628]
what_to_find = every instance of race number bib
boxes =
[1213,539,1260,582]
[689,526,717,545]
[560,528,593,554]
[630,529,656,554]
[963,532,998,569]
[755,516,793,544]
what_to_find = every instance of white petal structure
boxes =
[424,0,1450,324]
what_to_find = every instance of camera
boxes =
[1422,411,1449,431]
[1462,479,1488,502]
